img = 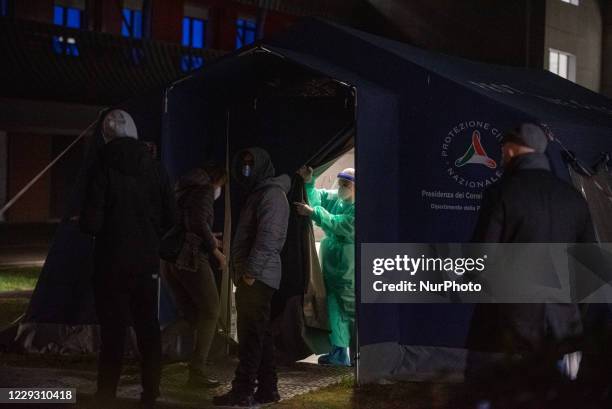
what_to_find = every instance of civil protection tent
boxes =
[9,18,612,383]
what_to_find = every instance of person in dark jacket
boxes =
[80,109,175,408]
[469,123,595,367]
[213,147,290,407]
[162,165,227,387]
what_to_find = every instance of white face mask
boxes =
[214,186,222,200]
[242,165,252,177]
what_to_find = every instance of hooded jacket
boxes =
[231,147,291,290]
[80,137,175,283]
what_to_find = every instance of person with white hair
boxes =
[80,109,175,409]
[296,166,355,367]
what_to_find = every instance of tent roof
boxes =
[262,18,612,129]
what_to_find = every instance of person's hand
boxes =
[213,232,223,249]
[297,166,314,183]
[242,275,255,286]
[294,202,314,217]
[213,248,226,269]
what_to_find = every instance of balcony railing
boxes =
[0,18,227,105]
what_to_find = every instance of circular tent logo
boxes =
[441,121,504,189]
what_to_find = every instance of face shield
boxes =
[335,168,355,202]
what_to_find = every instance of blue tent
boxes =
[19,18,612,382]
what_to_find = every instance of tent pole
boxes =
[224,109,233,354]
[0,119,98,219]
[352,86,360,386]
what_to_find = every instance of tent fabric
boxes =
[10,18,612,384]
[265,18,612,381]
[569,168,612,243]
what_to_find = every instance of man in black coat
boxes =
[213,147,290,407]
[469,123,595,363]
[80,110,175,408]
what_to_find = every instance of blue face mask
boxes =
[242,165,252,177]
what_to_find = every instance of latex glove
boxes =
[296,166,314,183]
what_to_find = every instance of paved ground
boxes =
[0,357,352,408]
[0,223,352,407]
[0,246,47,267]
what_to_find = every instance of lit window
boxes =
[236,18,256,49]
[561,0,579,5]
[182,17,206,48]
[1,0,12,17]
[181,16,206,71]
[122,8,143,38]
[121,7,144,64]
[53,5,81,56]
[548,49,576,82]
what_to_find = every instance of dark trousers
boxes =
[232,280,277,395]
[162,257,220,374]
[93,275,161,402]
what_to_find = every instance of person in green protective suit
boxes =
[295,166,355,367]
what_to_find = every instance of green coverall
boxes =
[305,178,355,348]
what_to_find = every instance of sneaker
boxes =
[254,389,281,404]
[212,390,256,407]
[318,346,351,367]
[317,353,332,365]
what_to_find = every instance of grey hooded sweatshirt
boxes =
[230,147,291,289]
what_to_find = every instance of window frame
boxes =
[52,4,82,57]
[182,16,207,49]
[0,0,13,17]
[54,4,82,28]
[121,7,143,39]
[180,15,207,72]
[548,48,576,82]
[235,17,257,49]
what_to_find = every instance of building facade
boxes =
[0,0,319,223]
[1,0,610,224]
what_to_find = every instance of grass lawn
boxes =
[0,267,39,328]
[0,266,41,292]
[277,378,453,409]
